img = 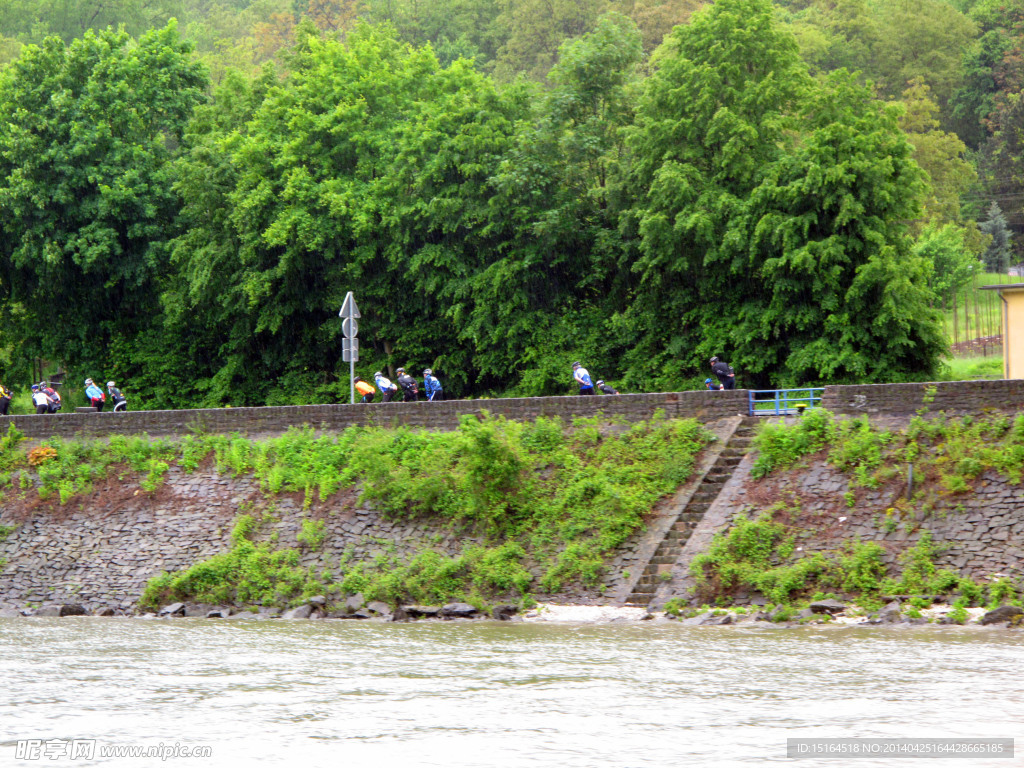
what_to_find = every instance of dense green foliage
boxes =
[0,414,712,605]
[0,0,1012,405]
[688,506,1017,610]
[751,407,1024,489]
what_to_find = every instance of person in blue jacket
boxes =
[85,378,105,411]
[422,369,443,401]
[572,361,594,395]
[374,371,399,403]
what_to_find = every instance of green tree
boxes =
[980,201,1012,271]
[913,222,980,308]
[489,0,612,80]
[0,23,207,376]
[626,0,945,387]
[169,24,524,403]
[897,78,978,226]
[869,0,976,109]
[466,13,643,393]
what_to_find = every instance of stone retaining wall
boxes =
[0,470,489,612]
[655,451,1024,607]
[821,379,1024,416]
[0,416,748,613]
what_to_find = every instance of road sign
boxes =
[340,292,360,401]
[342,337,359,362]
[339,292,361,319]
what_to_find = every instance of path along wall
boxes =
[0,391,748,440]
[3,380,1024,442]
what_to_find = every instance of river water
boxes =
[1,618,1021,767]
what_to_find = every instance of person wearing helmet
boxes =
[354,376,376,403]
[571,361,594,395]
[595,380,619,395]
[709,356,735,390]
[374,371,399,403]
[40,382,61,412]
[422,369,443,401]
[704,378,716,391]
[85,378,105,411]
[106,381,128,412]
[31,384,52,414]
[395,367,419,402]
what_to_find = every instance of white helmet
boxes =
[106,381,116,388]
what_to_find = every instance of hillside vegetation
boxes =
[0,414,712,607]
[0,0,1014,405]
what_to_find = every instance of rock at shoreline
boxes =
[809,599,848,615]
[869,600,903,624]
[492,605,519,621]
[440,602,479,619]
[33,606,61,617]
[345,593,365,613]
[366,601,391,616]
[979,605,1023,626]
[158,602,186,617]
[59,604,87,617]
[308,595,326,607]
[94,607,116,617]
[391,606,409,622]
[282,605,314,620]
[404,605,441,619]
[225,611,259,620]
[206,608,231,619]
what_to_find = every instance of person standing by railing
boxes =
[0,382,11,415]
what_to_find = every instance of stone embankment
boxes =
[650,451,1024,609]
[3,379,1024,617]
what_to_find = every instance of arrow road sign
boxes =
[339,292,361,319]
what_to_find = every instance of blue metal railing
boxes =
[748,388,824,416]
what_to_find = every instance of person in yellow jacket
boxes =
[354,376,376,403]
[0,383,11,415]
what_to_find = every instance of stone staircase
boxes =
[624,417,757,607]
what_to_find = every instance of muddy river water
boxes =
[1,618,1021,767]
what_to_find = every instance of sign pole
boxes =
[339,291,361,405]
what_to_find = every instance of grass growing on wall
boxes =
[689,506,1017,610]
[699,409,1024,609]
[750,408,1024,490]
[3,412,712,608]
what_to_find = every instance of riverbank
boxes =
[3,596,1022,631]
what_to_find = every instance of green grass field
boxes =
[937,355,1003,381]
